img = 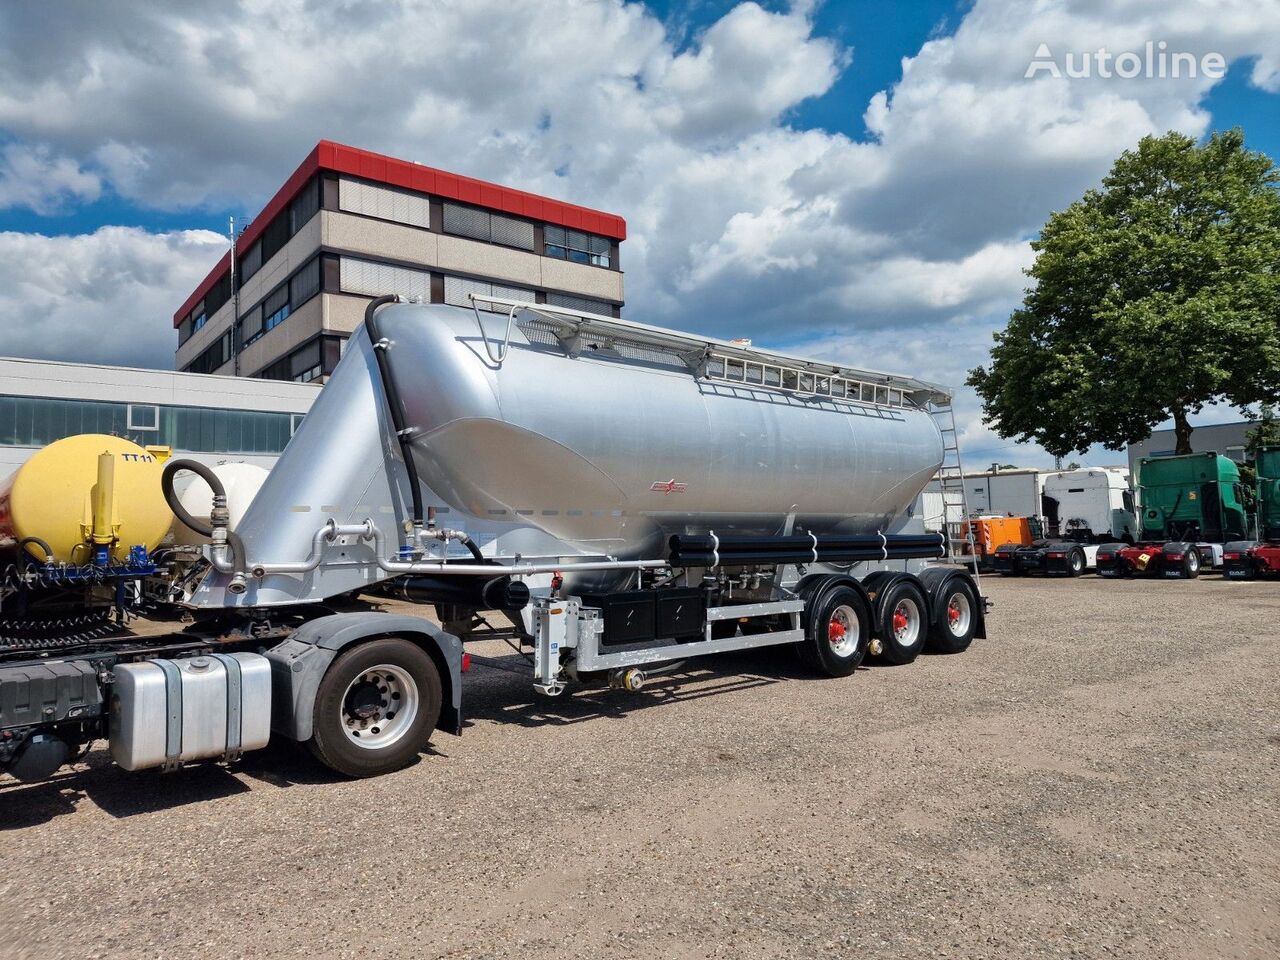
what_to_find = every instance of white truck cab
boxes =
[1042,468,1137,544]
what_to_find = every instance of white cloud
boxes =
[0,227,226,368]
[0,142,100,213]
[0,0,1278,467]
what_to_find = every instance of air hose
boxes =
[161,459,248,594]
[16,537,54,564]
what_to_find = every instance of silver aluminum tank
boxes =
[382,303,944,559]
[189,303,946,608]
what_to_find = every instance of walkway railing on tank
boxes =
[469,294,945,411]
[701,354,910,408]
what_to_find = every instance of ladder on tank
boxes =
[928,399,982,583]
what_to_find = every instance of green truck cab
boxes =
[1098,452,1252,578]
[1135,452,1250,543]
[1255,447,1280,541]
[1223,447,1280,578]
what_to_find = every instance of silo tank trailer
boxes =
[0,297,986,783]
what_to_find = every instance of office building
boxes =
[173,141,627,382]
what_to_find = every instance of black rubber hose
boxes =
[364,294,425,532]
[455,532,486,563]
[160,459,247,584]
[17,537,54,564]
[162,458,219,537]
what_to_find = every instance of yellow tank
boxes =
[0,434,172,564]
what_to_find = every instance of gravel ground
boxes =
[2,574,1277,960]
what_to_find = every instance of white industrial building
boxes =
[0,356,318,475]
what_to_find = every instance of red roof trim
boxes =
[174,140,626,326]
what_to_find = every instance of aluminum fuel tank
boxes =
[380,303,944,559]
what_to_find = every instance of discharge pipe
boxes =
[393,574,531,610]
[363,294,425,546]
[240,517,665,580]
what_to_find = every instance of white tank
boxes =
[172,463,269,546]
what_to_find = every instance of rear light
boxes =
[1046,552,1065,558]
[1165,553,1183,561]
[1223,552,1240,560]
[461,652,472,673]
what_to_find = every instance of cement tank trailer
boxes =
[1,297,985,782]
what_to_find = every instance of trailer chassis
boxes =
[1095,541,1223,579]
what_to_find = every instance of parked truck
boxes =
[991,467,1137,576]
[0,297,986,784]
[1223,446,1280,579]
[1096,452,1251,578]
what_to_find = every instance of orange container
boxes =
[962,516,1034,559]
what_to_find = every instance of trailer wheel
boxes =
[928,579,978,654]
[1182,549,1201,579]
[1067,548,1086,578]
[798,585,870,677]
[308,637,442,778]
[875,580,929,665]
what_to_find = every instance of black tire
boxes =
[928,579,978,654]
[875,580,929,665]
[1066,548,1086,578]
[797,584,871,677]
[1182,548,1201,579]
[308,637,442,778]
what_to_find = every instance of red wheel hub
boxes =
[892,610,909,633]
[947,603,961,625]
[828,618,846,643]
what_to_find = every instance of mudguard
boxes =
[264,613,463,742]
[916,566,987,640]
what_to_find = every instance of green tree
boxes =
[969,130,1280,457]
[1246,403,1280,458]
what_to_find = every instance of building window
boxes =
[290,176,321,234]
[260,207,291,264]
[442,202,535,251]
[239,304,264,346]
[258,336,344,383]
[263,285,290,333]
[127,404,159,431]
[178,316,193,345]
[442,275,534,312]
[289,256,321,308]
[205,271,232,318]
[545,291,612,315]
[185,330,233,375]
[544,225,611,267]
[0,395,302,456]
[339,257,432,301]
[235,257,321,349]
[239,239,262,283]
[339,178,431,229]
[191,300,208,332]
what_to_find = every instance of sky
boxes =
[0,0,1278,468]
